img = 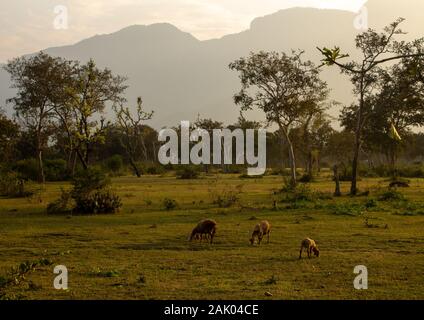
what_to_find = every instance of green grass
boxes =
[0,173,423,300]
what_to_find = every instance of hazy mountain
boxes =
[0,7,403,128]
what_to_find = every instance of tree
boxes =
[63,59,127,170]
[230,51,328,187]
[114,97,154,177]
[318,18,424,194]
[291,111,334,175]
[0,111,20,164]
[5,52,71,183]
[340,51,424,173]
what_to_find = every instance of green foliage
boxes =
[176,166,199,179]
[364,198,378,209]
[45,159,69,181]
[329,203,364,216]
[146,165,166,175]
[14,158,38,181]
[163,198,178,211]
[46,189,74,215]
[70,168,121,214]
[89,268,120,278]
[0,171,33,198]
[378,189,405,202]
[282,184,331,203]
[0,258,53,300]
[105,155,123,174]
[299,173,314,183]
[14,158,69,181]
[211,184,243,208]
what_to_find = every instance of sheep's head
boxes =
[312,246,320,257]
[189,229,197,241]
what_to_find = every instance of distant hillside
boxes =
[1,4,421,128]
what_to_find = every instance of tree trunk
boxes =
[76,149,88,170]
[129,157,141,178]
[350,73,365,196]
[280,125,297,188]
[307,151,313,175]
[333,165,341,197]
[36,146,45,184]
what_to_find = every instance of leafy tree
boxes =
[114,97,153,177]
[62,59,127,170]
[230,51,328,187]
[291,111,334,174]
[341,50,424,173]
[318,18,424,194]
[0,111,20,164]
[5,52,71,182]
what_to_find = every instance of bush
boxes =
[329,203,363,216]
[73,190,122,214]
[146,165,165,175]
[47,189,73,215]
[70,168,121,215]
[211,184,243,208]
[45,159,69,181]
[378,189,405,202]
[163,198,178,210]
[299,173,314,183]
[176,166,199,179]
[105,155,123,174]
[364,198,378,209]
[0,171,33,198]
[14,159,39,181]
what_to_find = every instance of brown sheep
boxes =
[189,219,217,244]
[299,238,320,259]
[249,220,271,245]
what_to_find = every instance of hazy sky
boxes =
[1,0,370,62]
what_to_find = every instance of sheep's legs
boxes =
[307,247,311,258]
[299,247,303,259]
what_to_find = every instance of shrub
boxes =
[0,171,33,198]
[364,198,378,209]
[330,203,363,216]
[46,189,73,215]
[105,155,123,174]
[211,184,243,208]
[176,166,199,179]
[14,159,39,181]
[299,173,314,183]
[146,165,165,175]
[70,168,121,215]
[163,198,178,210]
[74,190,122,214]
[378,189,405,202]
[44,159,69,181]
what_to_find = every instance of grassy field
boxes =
[0,172,423,300]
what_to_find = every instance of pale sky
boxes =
[0,0,368,62]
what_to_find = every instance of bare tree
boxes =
[114,97,153,177]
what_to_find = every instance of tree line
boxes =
[1,19,424,196]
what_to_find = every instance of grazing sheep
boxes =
[249,220,271,245]
[299,238,320,259]
[189,219,217,244]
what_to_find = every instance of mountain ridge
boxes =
[1,4,419,128]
